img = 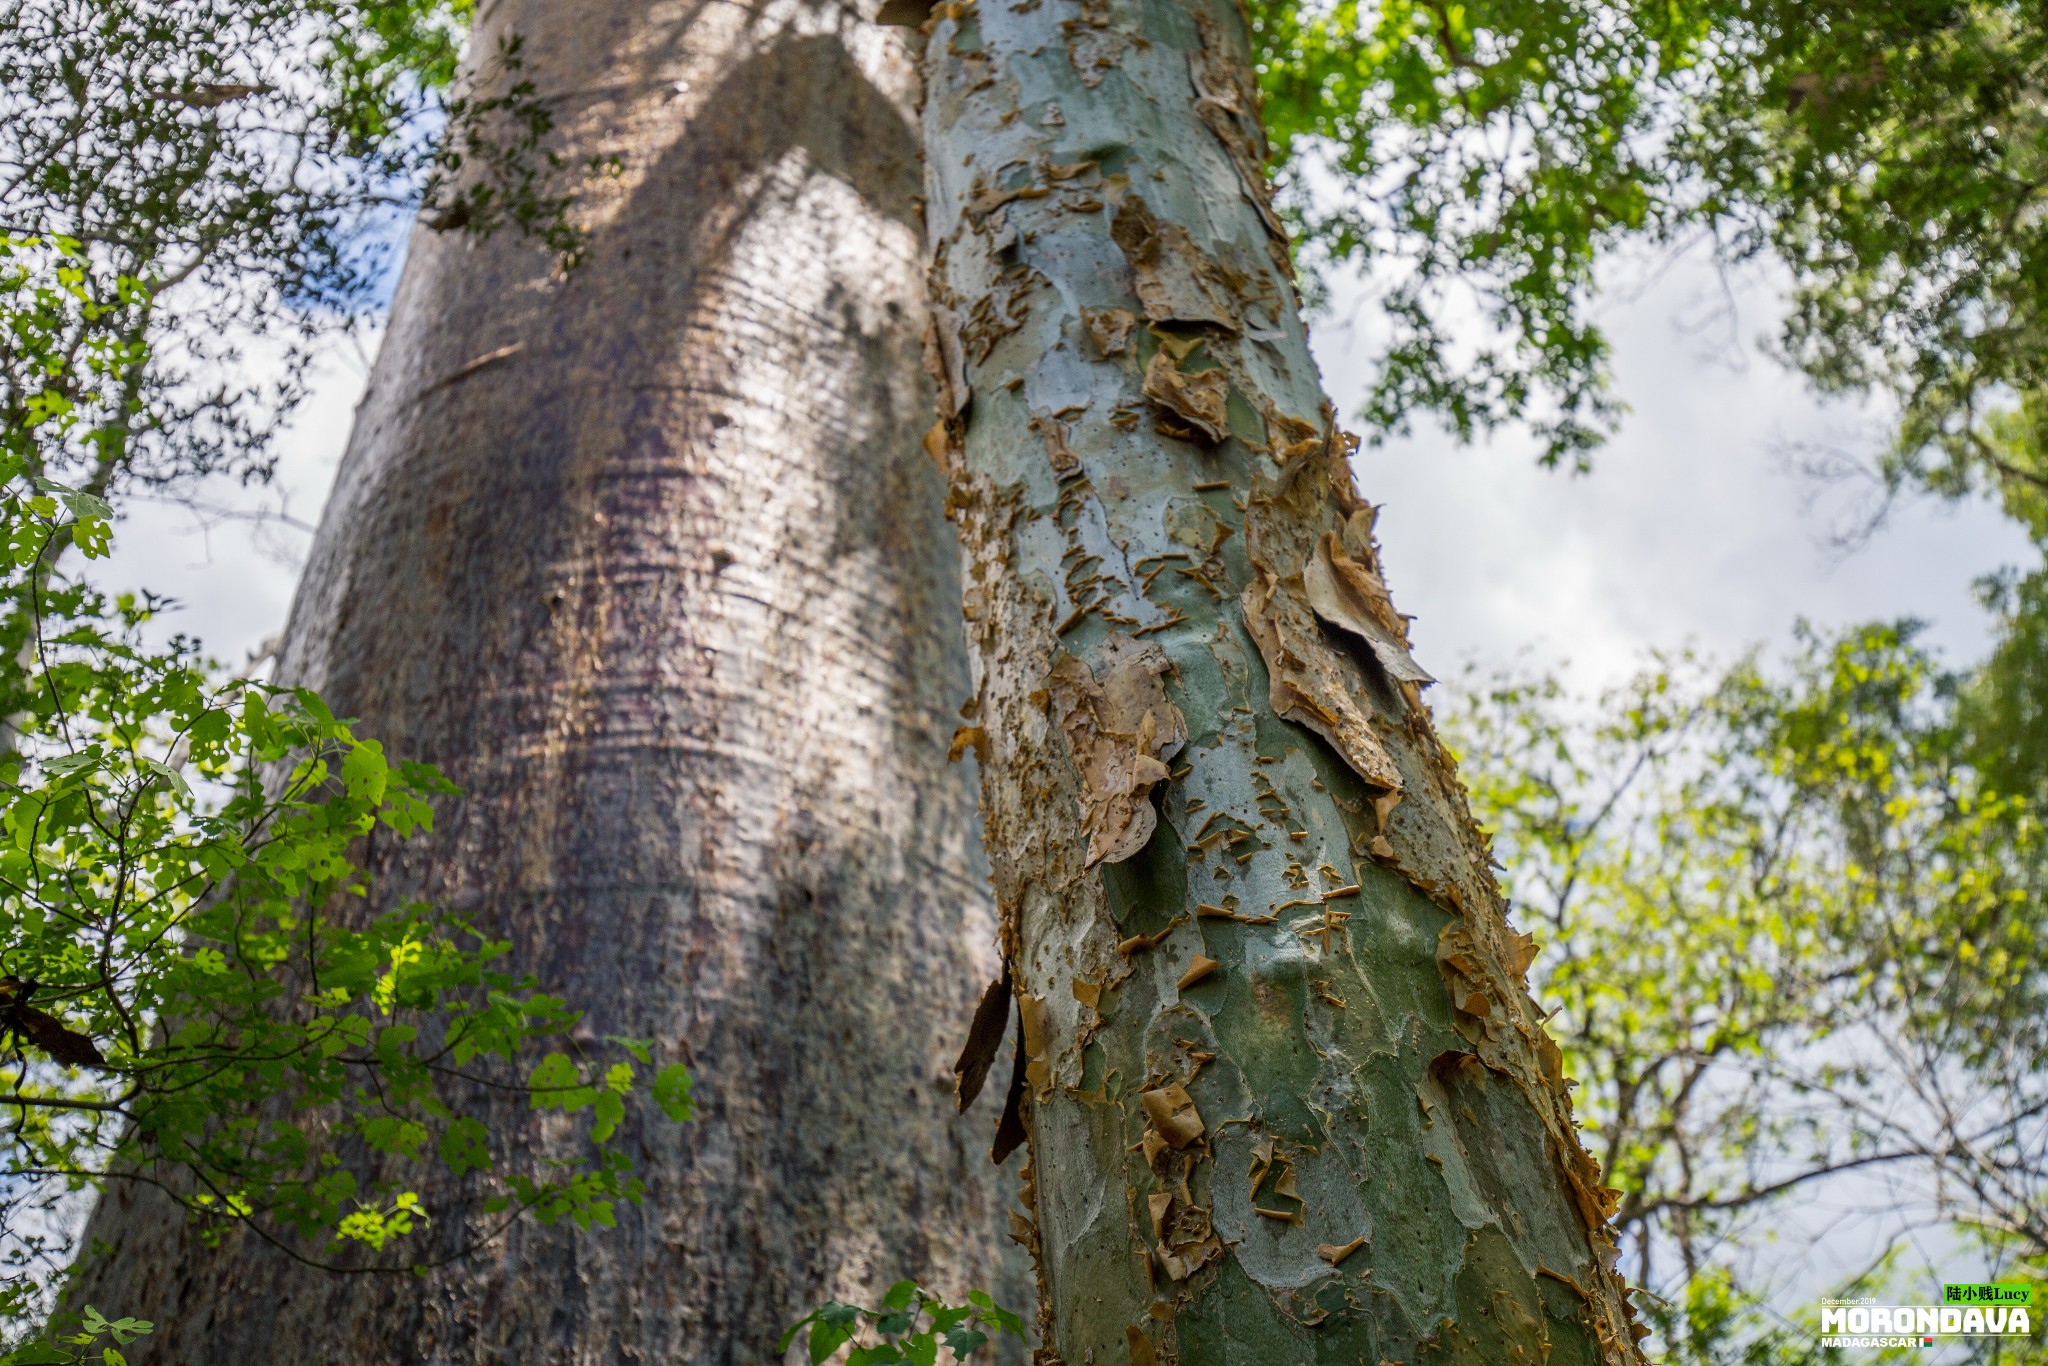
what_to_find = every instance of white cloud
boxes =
[1317,248,2033,688]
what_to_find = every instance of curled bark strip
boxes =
[924,306,971,417]
[1138,1082,1203,1148]
[1305,529,1433,685]
[1059,0,1126,88]
[948,723,988,763]
[1317,1236,1365,1266]
[1019,990,1052,1095]
[1174,954,1219,991]
[1240,568,1403,792]
[970,183,1052,218]
[953,970,1014,1110]
[1110,197,1241,330]
[1030,410,1083,473]
[1048,635,1188,866]
[1150,1189,1222,1280]
[1083,305,1137,357]
[1437,924,1498,1022]
[1264,408,1325,466]
[1141,350,1230,445]
[992,1009,1030,1165]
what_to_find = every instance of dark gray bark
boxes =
[917,0,1652,1360]
[72,1,1026,1359]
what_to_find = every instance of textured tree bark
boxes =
[918,0,1652,1361]
[72,1,1028,1360]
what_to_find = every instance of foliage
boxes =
[1249,0,2048,490]
[1964,565,2048,800]
[1447,624,2048,1358]
[0,429,692,1336]
[0,0,583,500]
[1,1304,152,1366]
[1669,2,2048,518]
[1250,0,1678,465]
[781,1284,1026,1366]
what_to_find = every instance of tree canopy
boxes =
[1450,627,2048,1358]
[1253,0,2048,490]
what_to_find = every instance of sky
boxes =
[1325,248,2035,693]
[105,241,2037,701]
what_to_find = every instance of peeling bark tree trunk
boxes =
[917,0,1653,1361]
[73,1,1027,1359]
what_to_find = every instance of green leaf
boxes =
[942,1328,986,1358]
[4,1343,72,1365]
[360,1116,428,1158]
[341,739,389,804]
[606,1035,653,1065]
[984,1304,1025,1338]
[59,490,112,522]
[440,1117,491,1176]
[808,1316,855,1365]
[652,1063,695,1122]
[590,1088,625,1142]
[528,1052,580,1105]
[776,1314,817,1355]
[138,755,192,800]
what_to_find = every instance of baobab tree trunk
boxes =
[73,0,1027,1359]
[917,0,1651,1361]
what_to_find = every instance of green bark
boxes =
[916,1,1651,1361]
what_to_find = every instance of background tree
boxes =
[0,2,715,1354]
[1450,630,2048,1359]
[65,0,1031,1360]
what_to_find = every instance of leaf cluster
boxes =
[1251,0,1682,465]
[0,469,695,1302]
[781,1284,1026,1366]
[2,1304,151,1366]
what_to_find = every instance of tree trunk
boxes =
[73,1,1027,1359]
[917,0,1651,1361]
